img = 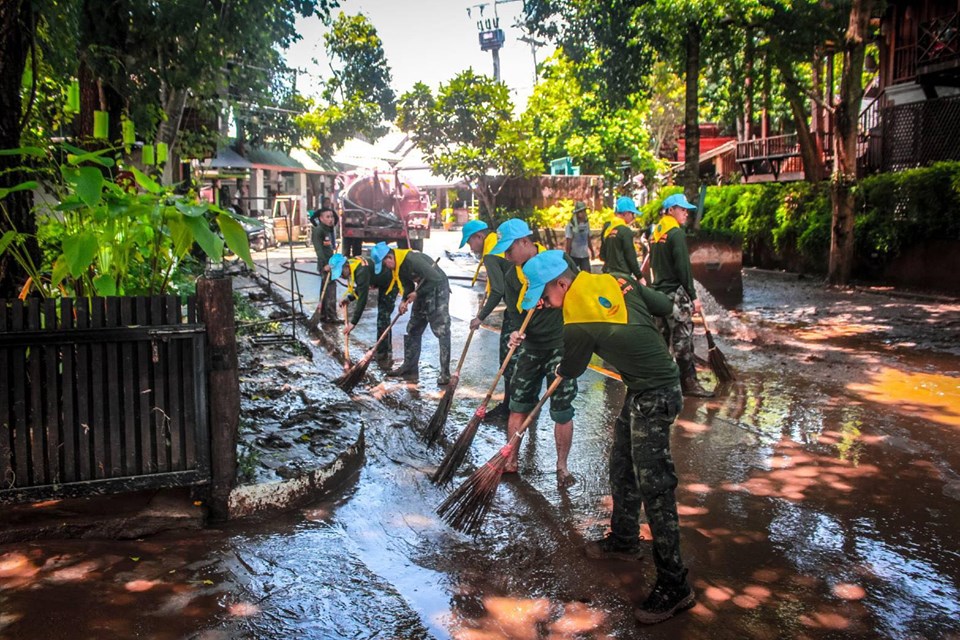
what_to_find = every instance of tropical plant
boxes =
[0,145,253,299]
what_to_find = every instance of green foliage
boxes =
[397,70,541,216]
[0,145,253,298]
[521,52,665,186]
[298,13,396,155]
[657,162,960,271]
[526,199,612,230]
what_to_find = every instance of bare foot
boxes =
[557,469,576,488]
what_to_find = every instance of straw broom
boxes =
[431,308,535,486]
[436,375,563,534]
[699,310,734,383]
[307,272,332,330]
[335,310,404,392]
[423,312,481,446]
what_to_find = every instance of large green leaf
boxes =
[63,230,99,277]
[0,147,45,158]
[174,200,210,218]
[51,255,70,288]
[168,217,195,258]
[0,180,38,200]
[66,146,116,168]
[93,274,117,296]
[0,230,16,255]
[62,166,104,207]
[217,213,254,267]
[185,216,223,262]
[130,166,162,194]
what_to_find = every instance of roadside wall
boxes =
[495,175,606,211]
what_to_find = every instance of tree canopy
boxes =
[397,70,540,217]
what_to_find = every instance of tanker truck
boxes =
[336,169,432,256]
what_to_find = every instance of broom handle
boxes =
[511,375,564,442]
[452,290,490,376]
[477,308,536,407]
[343,305,350,361]
[319,271,331,305]
[697,308,715,336]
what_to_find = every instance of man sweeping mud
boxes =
[325,253,398,366]
[460,220,518,419]
[370,242,452,385]
[489,219,578,485]
[651,194,713,397]
[311,207,340,324]
[520,249,695,625]
[600,196,645,282]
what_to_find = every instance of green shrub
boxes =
[526,199,613,230]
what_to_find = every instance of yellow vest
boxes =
[652,215,680,243]
[515,243,546,312]
[385,249,412,295]
[346,257,367,296]
[481,231,503,295]
[562,272,629,325]
[602,216,628,241]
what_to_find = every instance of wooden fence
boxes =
[0,296,210,503]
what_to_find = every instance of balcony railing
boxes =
[893,43,917,83]
[736,134,799,161]
[918,11,960,68]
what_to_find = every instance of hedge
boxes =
[641,161,960,272]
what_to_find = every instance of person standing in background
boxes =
[564,201,594,273]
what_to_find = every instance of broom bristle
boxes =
[704,328,735,383]
[436,443,515,534]
[431,408,484,486]
[424,378,458,445]
[336,356,371,392]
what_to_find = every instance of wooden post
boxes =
[197,276,239,520]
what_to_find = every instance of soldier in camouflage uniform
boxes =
[327,253,398,365]
[490,219,579,485]
[461,219,519,419]
[311,207,340,324]
[521,250,694,626]
[371,243,452,385]
[650,193,713,398]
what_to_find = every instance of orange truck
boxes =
[337,169,432,256]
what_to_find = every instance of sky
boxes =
[285,0,553,111]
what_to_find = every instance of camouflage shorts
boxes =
[657,287,695,374]
[608,383,686,580]
[509,345,577,423]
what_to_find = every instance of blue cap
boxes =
[370,242,391,274]
[459,219,489,248]
[615,196,639,215]
[662,193,697,210]
[520,250,569,310]
[328,253,346,276]
[489,218,533,255]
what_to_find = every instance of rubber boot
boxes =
[387,335,420,378]
[436,332,452,385]
[681,366,714,398]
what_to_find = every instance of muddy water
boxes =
[2,234,959,639]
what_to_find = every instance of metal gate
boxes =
[0,296,210,503]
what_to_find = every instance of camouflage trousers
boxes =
[404,284,451,374]
[376,290,399,359]
[608,383,687,581]
[657,287,696,377]
[509,345,577,423]
[318,270,338,321]
[499,312,522,381]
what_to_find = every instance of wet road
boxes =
[1,232,958,639]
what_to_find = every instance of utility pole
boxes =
[517,35,545,86]
[467,0,520,82]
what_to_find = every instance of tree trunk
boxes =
[828,0,874,285]
[682,19,701,203]
[777,59,825,182]
[0,0,39,297]
[743,29,754,142]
